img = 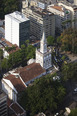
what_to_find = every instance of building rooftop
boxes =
[34,9,53,16]
[29,7,54,16]
[58,1,77,9]
[4,74,26,93]
[7,98,13,107]
[3,63,46,88]
[7,45,20,54]
[6,11,29,23]
[15,63,46,83]
[10,103,24,115]
[51,5,63,11]
[7,98,26,116]
[0,38,20,54]
[0,38,13,48]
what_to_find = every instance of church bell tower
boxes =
[36,29,52,69]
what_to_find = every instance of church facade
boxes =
[36,30,52,70]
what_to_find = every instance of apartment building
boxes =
[24,0,57,8]
[74,0,77,5]
[58,2,77,28]
[47,4,71,34]
[0,90,7,116]
[22,6,55,39]
[5,11,30,47]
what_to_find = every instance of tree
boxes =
[25,40,30,47]
[0,49,3,59]
[20,44,27,65]
[1,58,9,71]
[68,108,77,116]
[58,28,77,53]
[1,44,35,71]
[20,74,66,116]
[61,55,66,61]
[5,45,16,52]
[26,45,35,60]
[0,0,20,19]
[62,62,77,81]
[47,36,55,46]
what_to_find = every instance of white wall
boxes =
[2,79,17,102]
[3,49,9,58]
[58,3,74,27]
[11,19,19,46]
[74,0,77,5]
[5,15,12,43]
[5,15,19,47]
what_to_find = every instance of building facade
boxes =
[0,90,7,116]
[47,4,71,34]
[74,0,77,5]
[36,30,52,69]
[22,7,55,39]
[5,11,30,47]
[58,2,77,28]
[2,63,46,101]
[2,78,18,102]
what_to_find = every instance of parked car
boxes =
[73,88,77,94]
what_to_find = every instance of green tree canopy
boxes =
[1,44,35,71]
[57,28,77,54]
[0,49,3,59]
[0,0,20,19]
[20,74,66,116]
[26,45,35,60]
[1,58,9,71]
[62,62,77,81]
[68,108,77,116]
[47,36,55,46]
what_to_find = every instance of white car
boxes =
[74,88,77,92]
[73,88,77,94]
[53,76,60,81]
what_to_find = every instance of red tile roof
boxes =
[51,5,63,11]
[10,103,24,114]
[16,63,46,83]
[7,98,13,107]
[0,38,13,47]
[8,44,20,54]
[4,63,46,90]
[0,38,20,54]
[4,74,26,93]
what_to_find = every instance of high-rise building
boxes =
[23,0,57,8]
[36,29,52,69]
[58,2,77,28]
[74,0,77,5]
[22,7,55,39]
[0,90,7,116]
[47,4,71,34]
[5,11,30,47]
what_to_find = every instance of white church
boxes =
[36,29,52,70]
[1,29,52,104]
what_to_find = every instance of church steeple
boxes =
[36,28,52,69]
[40,29,47,53]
